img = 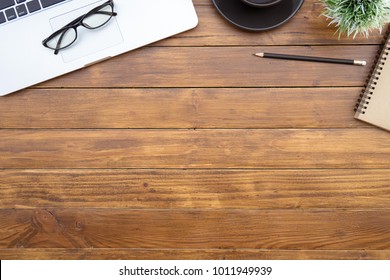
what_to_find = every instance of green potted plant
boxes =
[322,0,390,37]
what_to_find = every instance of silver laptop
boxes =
[0,0,198,96]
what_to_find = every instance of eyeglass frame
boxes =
[42,0,117,55]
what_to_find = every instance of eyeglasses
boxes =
[42,0,117,55]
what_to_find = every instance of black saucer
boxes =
[212,0,304,31]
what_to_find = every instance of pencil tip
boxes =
[253,53,264,57]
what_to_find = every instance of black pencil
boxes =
[254,52,366,66]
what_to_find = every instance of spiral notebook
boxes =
[354,29,390,131]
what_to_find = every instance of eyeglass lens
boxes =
[45,28,77,50]
[83,5,114,29]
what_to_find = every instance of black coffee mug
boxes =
[241,0,283,7]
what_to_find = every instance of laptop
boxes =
[0,0,198,96]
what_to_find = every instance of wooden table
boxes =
[1,0,390,260]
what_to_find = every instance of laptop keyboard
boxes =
[0,0,69,25]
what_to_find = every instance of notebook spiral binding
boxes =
[354,28,390,115]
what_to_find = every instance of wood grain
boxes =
[1,249,390,260]
[1,169,390,209]
[36,46,376,88]
[1,129,390,169]
[1,208,390,250]
[0,88,367,129]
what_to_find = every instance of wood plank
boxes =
[36,46,376,88]
[1,129,390,169]
[161,1,386,46]
[1,209,390,249]
[0,88,367,129]
[1,169,390,209]
[1,248,390,260]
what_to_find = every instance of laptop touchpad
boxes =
[49,1,123,63]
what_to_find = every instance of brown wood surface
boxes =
[1,209,390,249]
[1,249,389,260]
[38,46,376,88]
[2,169,390,209]
[1,129,390,169]
[1,0,390,260]
[0,88,369,129]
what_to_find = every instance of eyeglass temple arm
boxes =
[54,30,68,55]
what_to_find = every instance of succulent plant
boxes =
[322,0,390,37]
